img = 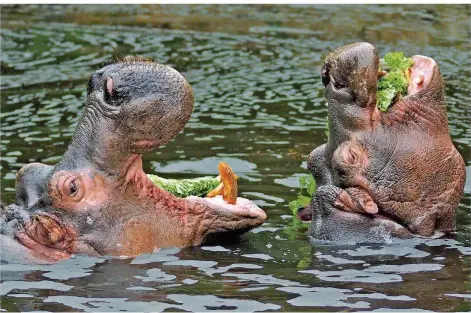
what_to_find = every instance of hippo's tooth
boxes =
[414,72,425,84]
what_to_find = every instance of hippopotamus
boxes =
[1,57,266,263]
[299,42,466,243]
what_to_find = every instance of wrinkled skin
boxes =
[1,57,266,263]
[300,42,465,243]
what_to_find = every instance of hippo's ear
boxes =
[297,206,313,221]
[15,163,52,208]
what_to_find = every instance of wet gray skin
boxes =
[301,42,465,243]
[1,58,266,263]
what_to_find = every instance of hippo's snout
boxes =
[323,42,379,108]
[324,42,376,70]
[100,60,194,152]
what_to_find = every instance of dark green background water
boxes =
[1,4,470,312]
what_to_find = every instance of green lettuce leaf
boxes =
[376,52,413,112]
[384,52,414,72]
[147,174,220,198]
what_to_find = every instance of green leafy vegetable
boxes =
[147,174,220,198]
[377,52,414,112]
[288,174,316,215]
[377,86,397,112]
[384,52,414,72]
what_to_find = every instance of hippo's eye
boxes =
[69,180,78,196]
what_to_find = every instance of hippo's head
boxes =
[304,42,465,243]
[321,42,379,148]
[7,58,266,262]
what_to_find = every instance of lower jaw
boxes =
[202,227,254,245]
[123,154,266,221]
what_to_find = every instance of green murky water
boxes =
[1,4,470,312]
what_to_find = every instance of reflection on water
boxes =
[1,4,470,312]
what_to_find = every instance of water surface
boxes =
[1,4,470,312]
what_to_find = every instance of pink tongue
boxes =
[407,55,436,96]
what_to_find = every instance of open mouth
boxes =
[124,153,267,228]
[373,54,438,112]
[377,55,437,101]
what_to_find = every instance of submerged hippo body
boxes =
[301,43,465,243]
[1,57,266,263]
